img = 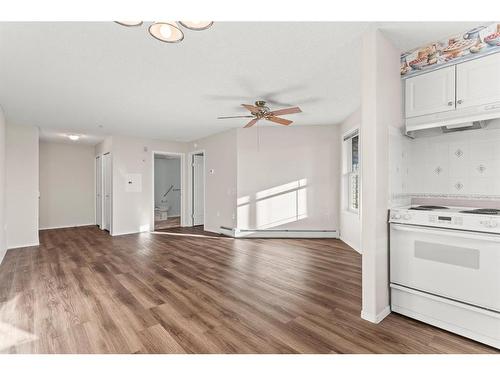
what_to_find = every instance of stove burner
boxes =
[409,205,450,211]
[460,208,500,215]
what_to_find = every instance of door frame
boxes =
[95,155,102,228]
[101,152,112,233]
[187,150,206,227]
[151,150,185,231]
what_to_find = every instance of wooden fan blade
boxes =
[241,104,260,113]
[243,118,259,128]
[218,115,254,119]
[269,106,302,116]
[266,116,293,126]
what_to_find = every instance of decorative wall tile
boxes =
[402,126,500,199]
[454,148,464,158]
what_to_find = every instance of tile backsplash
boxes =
[389,120,500,202]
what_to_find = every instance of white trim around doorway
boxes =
[151,150,186,231]
[187,150,206,227]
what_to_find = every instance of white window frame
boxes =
[343,129,360,214]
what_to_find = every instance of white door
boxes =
[103,153,112,232]
[405,65,456,118]
[456,53,500,109]
[95,156,102,228]
[390,223,500,312]
[192,154,204,226]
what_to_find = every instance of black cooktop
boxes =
[460,208,500,215]
[409,205,450,211]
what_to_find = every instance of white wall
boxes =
[188,129,237,233]
[236,125,340,232]
[360,29,402,324]
[154,157,181,216]
[111,135,187,236]
[5,124,39,249]
[0,106,6,263]
[39,141,95,229]
[95,136,112,156]
[340,109,361,252]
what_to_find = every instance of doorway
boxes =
[191,152,205,227]
[153,153,182,230]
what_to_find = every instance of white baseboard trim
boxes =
[39,223,96,230]
[361,305,391,324]
[220,227,339,239]
[339,236,362,254]
[7,241,40,250]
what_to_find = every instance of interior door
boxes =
[405,65,456,118]
[103,153,112,232]
[390,223,500,312]
[192,154,204,226]
[95,156,102,228]
[456,52,500,109]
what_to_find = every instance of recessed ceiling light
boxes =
[68,135,80,141]
[179,21,214,31]
[114,21,143,27]
[148,22,184,43]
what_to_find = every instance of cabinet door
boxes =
[405,66,456,118]
[456,53,500,109]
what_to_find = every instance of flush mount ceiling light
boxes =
[178,21,214,31]
[148,22,184,43]
[115,21,213,44]
[114,21,143,27]
[68,134,80,141]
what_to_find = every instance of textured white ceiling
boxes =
[0,21,483,143]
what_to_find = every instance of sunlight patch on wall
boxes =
[237,179,308,229]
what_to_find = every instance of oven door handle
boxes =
[391,223,500,242]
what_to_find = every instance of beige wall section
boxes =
[236,125,340,231]
[340,109,361,252]
[5,124,39,249]
[188,129,237,234]
[111,135,187,236]
[360,29,402,323]
[39,141,95,230]
[0,106,6,263]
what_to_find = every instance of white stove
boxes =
[389,204,500,349]
[389,205,500,234]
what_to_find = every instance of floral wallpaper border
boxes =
[401,22,500,78]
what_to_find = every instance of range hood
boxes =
[406,101,500,135]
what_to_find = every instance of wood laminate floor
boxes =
[0,226,497,354]
[154,216,181,230]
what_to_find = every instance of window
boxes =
[349,135,359,211]
[343,130,360,213]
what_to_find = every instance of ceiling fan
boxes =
[217,100,302,128]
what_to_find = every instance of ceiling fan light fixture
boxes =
[148,22,184,43]
[114,21,143,27]
[179,21,214,31]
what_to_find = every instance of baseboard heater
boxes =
[219,227,339,239]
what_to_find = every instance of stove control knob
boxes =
[393,213,402,220]
[403,214,411,220]
[482,220,498,228]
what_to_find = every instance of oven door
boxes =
[390,223,500,312]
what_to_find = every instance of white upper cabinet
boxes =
[456,53,500,109]
[405,65,456,118]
